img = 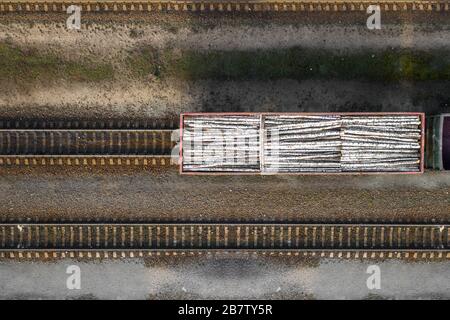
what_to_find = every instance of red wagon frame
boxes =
[179,112,425,175]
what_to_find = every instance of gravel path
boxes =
[0,167,448,223]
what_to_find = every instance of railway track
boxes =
[0,130,173,155]
[0,1,449,13]
[1,223,448,251]
[0,119,177,166]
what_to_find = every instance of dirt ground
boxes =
[0,166,448,223]
[1,12,450,119]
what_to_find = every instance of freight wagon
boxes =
[179,112,426,175]
[426,113,450,170]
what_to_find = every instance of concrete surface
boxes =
[0,256,449,299]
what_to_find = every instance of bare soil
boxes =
[0,166,448,223]
[1,12,450,119]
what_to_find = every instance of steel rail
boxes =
[0,1,449,13]
[0,223,448,251]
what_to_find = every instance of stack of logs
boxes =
[182,115,260,172]
[182,114,422,173]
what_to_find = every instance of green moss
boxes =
[0,42,114,84]
[126,47,165,78]
[3,41,450,84]
[128,46,450,82]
